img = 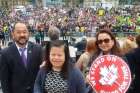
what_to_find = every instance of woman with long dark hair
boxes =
[34,40,87,93]
[86,29,122,93]
[89,29,121,66]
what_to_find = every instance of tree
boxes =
[62,0,70,6]
[79,0,84,4]
[119,0,128,5]
[133,0,140,4]
[74,0,84,7]
[27,0,32,2]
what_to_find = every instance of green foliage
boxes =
[28,0,32,2]
[79,0,84,3]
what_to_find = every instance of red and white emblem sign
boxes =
[89,55,131,93]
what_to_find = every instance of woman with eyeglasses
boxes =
[86,29,122,93]
[34,40,87,93]
[89,29,122,65]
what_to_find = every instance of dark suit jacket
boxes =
[125,48,140,93]
[0,42,43,93]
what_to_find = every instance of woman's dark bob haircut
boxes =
[44,40,69,79]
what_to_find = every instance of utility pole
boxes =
[12,0,14,11]
[71,0,75,7]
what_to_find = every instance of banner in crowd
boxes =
[98,9,105,16]
[89,55,131,93]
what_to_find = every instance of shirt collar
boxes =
[15,42,28,51]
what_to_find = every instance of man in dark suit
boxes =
[125,34,140,93]
[0,22,43,93]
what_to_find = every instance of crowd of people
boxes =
[0,21,139,93]
[0,6,140,93]
[0,6,140,46]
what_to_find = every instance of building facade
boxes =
[83,0,119,9]
[42,0,64,7]
[0,0,28,9]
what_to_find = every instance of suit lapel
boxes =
[27,42,33,69]
[10,43,27,70]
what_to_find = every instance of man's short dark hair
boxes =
[12,21,27,32]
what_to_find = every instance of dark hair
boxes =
[95,29,121,56]
[136,34,140,47]
[12,21,27,32]
[45,40,69,79]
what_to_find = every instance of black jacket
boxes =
[125,48,140,93]
[0,42,43,93]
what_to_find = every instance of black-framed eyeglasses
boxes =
[97,38,111,44]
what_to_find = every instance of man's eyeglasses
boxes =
[97,38,111,44]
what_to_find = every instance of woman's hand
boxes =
[85,74,90,84]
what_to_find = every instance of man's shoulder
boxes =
[132,48,140,57]
[129,48,140,55]
[125,48,140,57]
[1,45,13,53]
[133,48,140,52]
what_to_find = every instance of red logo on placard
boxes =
[89,55,131,93]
